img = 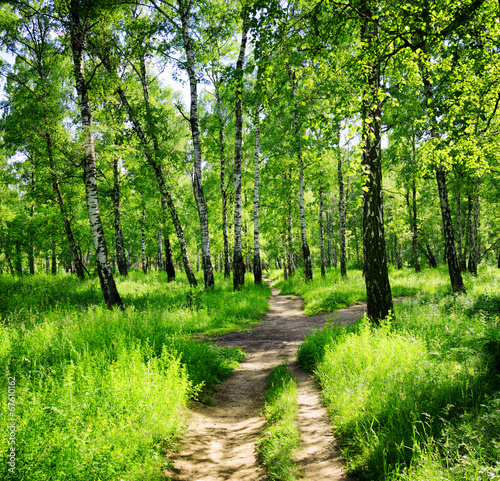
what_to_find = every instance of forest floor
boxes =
[165,280,362,481]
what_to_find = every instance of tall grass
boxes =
[293,266,500,480]
[257,363,300,481]
[0,271,270,480]
[273,266,450,315]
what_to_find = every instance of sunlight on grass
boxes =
[0,271,270,480]
[293,265,500,480]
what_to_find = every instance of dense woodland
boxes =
[1,0,499,318]
[2,2,500,480]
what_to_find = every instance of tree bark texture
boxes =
[420,39,465,293]
[113,158,128,276]
[338,153,347,276]
[141,198,147,274]
[456,193,465,271]
[232,14,249,290]
[179,1,214,288]
[435,166,466,292]
[319,187,326,277]
[69,7,122,308]
[46,132,85,280]
[215,86,232,279]
[360,3,393,320]
[287,64,312,281]
[51,238,57,275]
[253,105,262,285]
[468,183,480,276]
[157,226,163,271]
[117,86,197,286]
[160,196,176,282]
[412,180,421,272]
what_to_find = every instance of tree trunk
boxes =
[326,210,332,268]
[287,199,295,277]
[360,3,393,320]
[113,158,128,276]
[319,187,326,277]
[51,238,57,275]
[338,152,347,277]
[179,2,214,288]
[435,166,465,292]
[456,193,465,271]
[286,64,312,281]
[419,41,465,293]
[46,132,85,279]
[253,104,262,285]
[141,198,147,274]
[157,226,163,271]
[163,231,175,282]
[424,242,438,268]
[232,15,249,290]
[282,228,288,280]
[116,86,197,286]
[69,9,122,308]
[468,183,480,276]
[215,86,232,279]
[412,180,421,273]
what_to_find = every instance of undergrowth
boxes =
[272,266,450,315]
[0,271,270,480]
[292,265,500,480]
[257,363,300,481]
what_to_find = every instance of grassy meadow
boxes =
[272,265,500,481]
[0,270,270,480]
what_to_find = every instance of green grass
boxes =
[293,265,500,480]
[257,363,301,481]
[272,266,451,315]
[0,270,270,480]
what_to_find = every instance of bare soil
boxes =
[165,281,361,481]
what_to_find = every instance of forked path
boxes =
[166,282,360,481]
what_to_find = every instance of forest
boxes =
[1,0,500,480]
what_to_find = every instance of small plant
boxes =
[257,363,300,481]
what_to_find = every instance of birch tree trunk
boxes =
[282,228,288,280]
[412,180,421,272]
[253,104,262,285]
[232,14,249,290]
[215,86,232,279]
[116,86,197,286]
[29,179,35,275]
[419,36,465,293]
[51,238,57,275]
[287,199,295,277]
[141,198,147,274]
[160,196,176,282]
[68,7,122,308]
[360,2,393,320]
[338,152,347,277]
[468,183,480,276]
[157,226,163,271]
[179,1,214,288]
[46,132,85,280]
[286,64,312,281]
[435,166,466,292]
[113,158,128,276]
[319,187,326,277]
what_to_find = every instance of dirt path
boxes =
[166,282,361,481]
